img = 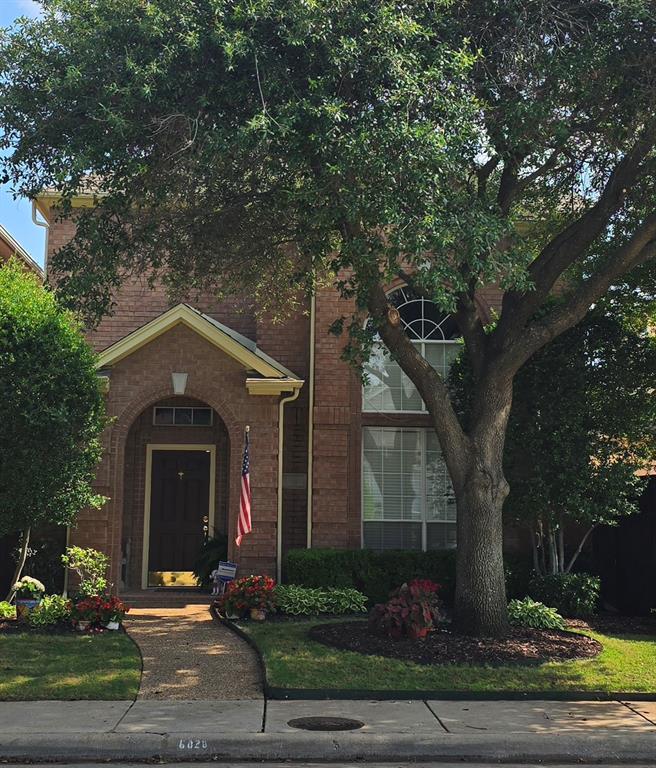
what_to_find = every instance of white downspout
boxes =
[31,200,50,277]
[306,291,316,548]
[277,387,301,583]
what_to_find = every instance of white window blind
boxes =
[362,427,456,551]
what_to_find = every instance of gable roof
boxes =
[97,303,302,386]
[0,224,43,277]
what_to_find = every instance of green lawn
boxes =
[0,631,142,700]
[242,619,656,694]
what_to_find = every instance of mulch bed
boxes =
[309,620,602,666]
[568,615,656,636]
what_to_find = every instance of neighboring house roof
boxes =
[0,223,43,277]
[96,303,303,395]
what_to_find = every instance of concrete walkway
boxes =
[124,593,262,700]
[1,698,656,763]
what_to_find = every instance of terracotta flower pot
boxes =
[250,608,266,621]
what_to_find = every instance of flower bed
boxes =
[309,620,602,665]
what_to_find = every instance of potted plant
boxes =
[100,595,128,630]
[13,576,45,620]
[215,575,276,620]
[70,595,102,631]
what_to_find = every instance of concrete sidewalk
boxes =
[1,698,655,763]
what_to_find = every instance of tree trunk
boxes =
[6,528,30,602]
[453,466,510,637]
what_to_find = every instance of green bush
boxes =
[284,548,532,607]
[0,600,15,619]
[27,594,71,628]
[193,535,228,587]
[275,585,367,615]
[528,572,600,618]
[275,585,328,615]
[508,597,566,630]
[61,546,110,597]
[323,587,368,614]
[284,548,457,605]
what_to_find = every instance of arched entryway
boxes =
[121,395,230,589]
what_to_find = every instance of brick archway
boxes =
[107,385,244,591]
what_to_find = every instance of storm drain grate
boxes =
[287,716,365,731]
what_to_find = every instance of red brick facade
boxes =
[43,207,503,593]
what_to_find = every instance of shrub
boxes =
[0,601,15,619]
[27,595,71,628]
[284,548,457,605]
[369,579,443,640]
[275,585,328,615]
[508,597,566,630]
[193,535,228,587]
[61,546,110,597]
[323,587,368,614]
[217,575,277,616]
[274,585,368,615]
[13,576,45,600]
[528,572,600,618]
[284,548,535,607]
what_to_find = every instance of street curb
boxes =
[2,731,656,764]
[267,687,656,701]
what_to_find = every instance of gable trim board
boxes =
[96,303,304,396]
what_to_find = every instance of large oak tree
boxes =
[1,0,655,634]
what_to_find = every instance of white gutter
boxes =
[31,201,49,277]
[306,291,316,548]
[277,386,301,583]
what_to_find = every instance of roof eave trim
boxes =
[96,304,299,379]
[246,378,304,396]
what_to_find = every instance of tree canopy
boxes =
[1,0,655,634]
[0,260,106,537]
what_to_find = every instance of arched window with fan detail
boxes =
[361,286,460,552]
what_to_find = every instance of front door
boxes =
[148,450,211,586]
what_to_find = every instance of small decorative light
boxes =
[171,372,188,395]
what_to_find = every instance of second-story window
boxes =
[362,286,461,413]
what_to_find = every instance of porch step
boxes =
[120,590,213,609]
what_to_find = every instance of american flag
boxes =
[236,428,252,546]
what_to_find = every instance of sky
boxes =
[0,0,45,266]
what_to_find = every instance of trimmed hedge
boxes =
[284,548,532,606]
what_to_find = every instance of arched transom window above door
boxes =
[362,285,461,413]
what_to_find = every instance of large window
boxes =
[363,286,461,413]
[361,285,459,551]
[362,427,456,550]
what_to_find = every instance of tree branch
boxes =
[367,281,470,476]
[496,122,656,344]
[507,213,656,369]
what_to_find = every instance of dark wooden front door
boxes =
[149,450,211,575]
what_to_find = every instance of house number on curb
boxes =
[177,738,208,750]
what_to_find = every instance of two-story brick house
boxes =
[36,193,503,593]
